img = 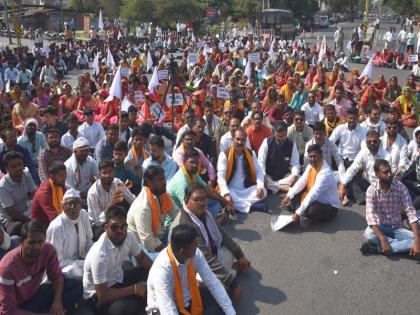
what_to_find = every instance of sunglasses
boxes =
[109,223,128,231]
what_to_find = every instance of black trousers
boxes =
[89,267,148,315]
[305,201,338,222]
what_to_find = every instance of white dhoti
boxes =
[197,246,236,283]
[228,185,267,213]
[265,173,296,193]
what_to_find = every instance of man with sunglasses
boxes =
[47,188,93,280]
[338,130,391,204]
[83,205,152,315]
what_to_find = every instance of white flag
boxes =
[148,66,159,92]
[316,35,320,51]
[346,40,352,54]
[105,66,122,102]
[147,50,153,72]
[117,29,123,40]
[359,56,374,81]
[268,39,275,59]
[98,10,104,30]
[106,48,115,69]
[244,57,251,83]
[93,53,100,77]
[318,35,327,61]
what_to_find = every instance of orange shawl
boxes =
[144,186,172,235]
[301,161,323,202]
[181,165,196,183]
[131,146,148,163]
[167,244,203,315]
[50,179,63,214]
[225,146,256,185]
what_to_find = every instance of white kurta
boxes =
[217,150,266,213]
[46,209,93,279]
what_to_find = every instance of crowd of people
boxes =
[0,19,419,315]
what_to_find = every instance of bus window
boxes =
[267,14,275,24]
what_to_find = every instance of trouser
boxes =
[304,201,338,221]
[20,278,83,313]
[398,42,407,54]
[407,44,414,52]
[208,198,222,218]
[363,224,414,254]
[88,268,148,315]
[342,158,370,202]
[265,173,296,194]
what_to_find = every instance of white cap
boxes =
[63,188,81,200]
[72,137,90,150]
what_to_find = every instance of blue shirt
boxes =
[142,153,178,181]
[17,132,47,164]
[94,138,113,163]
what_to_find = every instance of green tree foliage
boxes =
[98,0,123,18]
[120,0,154,24]
[68,0,98,12]
[232,0,262,20]
[271,0,319,17]
[382,0,420,15]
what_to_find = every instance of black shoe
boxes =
[299,217,312,230]
[360,242,378,255]
[358,200,366,206]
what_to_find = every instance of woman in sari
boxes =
[279,77,295,104]
[304,65,317,90]
[73,88,99,121]
[383,76,402,109]
[393,86,419,128]
[59,84,78,114]
[261,86,277,113]
[359,85,380,111]
[372,74,388,100]
[12,92,41,133]
[95,90,119,126]
[289,81,308,110]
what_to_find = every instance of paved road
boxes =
[1,19,419,314]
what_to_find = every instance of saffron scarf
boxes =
[50,179,63,214]
[144,186,172,236]
[167,244,203,315]
[301,160,323,202]
[181,165,196,183]
[131,146,147,163]
[225,145,256,185]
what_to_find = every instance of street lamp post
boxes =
[2,0,12,44]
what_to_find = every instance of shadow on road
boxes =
[226,213,263,242]
[235,268,287,314]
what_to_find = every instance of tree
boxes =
[382,0,420,15]
[68,0,98,12]
[121,0,154,24]
[232,0,261,20]
[271,0,319,17]
[98,0,123,18]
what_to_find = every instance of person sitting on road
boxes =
[360,159,420,257]
[281,144,340,229]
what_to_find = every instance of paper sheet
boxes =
[271,215,294,231]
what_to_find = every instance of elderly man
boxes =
[217,128,266,214]
[17,118,47,167]
[146,224,236,315]
[170,182,251,300]
[258,121,300,194]
[220,117,251,153]
[281,144,340,229]
[361,159,420,257]
[47,188,93,279]
[127,166,178,260]
[65,137,98,199]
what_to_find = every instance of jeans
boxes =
[208,198,221,218]
[20,277,83,313]
[363,224,414,254]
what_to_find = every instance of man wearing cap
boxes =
[47,188,93,280]
[78,108,106,151]
[17,118,47,167]
[65,137,98,199]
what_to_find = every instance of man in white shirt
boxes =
[281,144,339,229]
[146,224,236,315]
[39,58,57,84]
[380,120,408,174]
[360,104,386,136]
[76,51,89,69]
[83,205,152,315]
[397,25,408,54]
[61,114,81,150]
[258,121,300,193]
[300,91,324,127]
[78,109,105,151]
[4,63,18,85]
[339,130,391,204]
[87,160,135,240]
[16,63,32,91]
[220,117,251,153]
[46,188,93,280]
[65,137,98,199]
[384,27,396,51]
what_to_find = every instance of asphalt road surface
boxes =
[1,18,419,314]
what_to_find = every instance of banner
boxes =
[166,93,184,106]
[216,87,230,99]
[248,52,260,63]
[157,70,169,80]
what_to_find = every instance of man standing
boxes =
[361,159,420,257]
[128,166,178,260]
[65,137,98,199]
[95,124,120,163]
[397,25,408,54]
[281,144,340,229]
[47,189,93,279]
[83,205,152,315]
[171,182,251,299]
[142,135,178,181]
[258,121,300,193]
[0,152,36,236]
[245,111,272,154]
[38,128,72,182]
[334,25,344,57]
[217,128,266,214]
[0,221,83,314]
[146,224,236,315]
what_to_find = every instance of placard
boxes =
[188,54,198,65]
[120,67,130,77]
[197,41,205,49]
[204,47,213,54]
[134,90,144,102]
[249,52,260,63]
[216,87,230,99]
[219,42,226,52]
[365,51,374,58]
[157,70,169,80]
[150,103,166,122]
[166,93,184,106]
[409,54,418,62]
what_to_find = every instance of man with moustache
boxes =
[142,135,178,181]
[0,220,83,314]
[338,130,391,204]
[47,188,93,280]
[83,205,152,315]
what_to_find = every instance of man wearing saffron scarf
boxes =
[281,144,340,229]
[31,161,67,226]
[170,182,251,301]
[125,125,150,169]
[147,224,236,315]
[127,165,178,260]
[217,128,266,214]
